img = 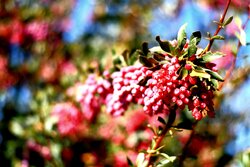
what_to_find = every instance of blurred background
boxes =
[0,0,249,166]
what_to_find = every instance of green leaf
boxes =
[223,16,233,27]
[142,42,149,56]
[156,154,176,167]
[206,70,224,81]
[113,57,122,65]
[211,35,225,40]
[158,116,166,125]
[211,79,219,89]
[127,157,134,167]
[190,69,210,79]
[180,68,189,79]
[201,52,225,62]
[175,121,193,130]
[128,50,139,65]
[148,57,159,65]
[190,31,201,44]
[139,56,153,67]
[136,153,147,167]
[159,153,176,162]
[177,23,187,50]
[153,53,166,61]
[156,36,171,52]
[188,38,197,57]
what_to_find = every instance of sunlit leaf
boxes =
[177,23,187,50]
[211,35,225,40]
[206,70,224,81]
[190,31,201,44]
[190,69,210,79]
[188,38,197,57]
[223,16,233,27]
[201,52,225,62]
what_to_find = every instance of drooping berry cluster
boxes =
[105,54,217,120]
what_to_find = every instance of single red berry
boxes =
[200,102,206,109]
[184,98,189,104]
[176,99,183,106]
[189,55,196,61]
[179,93,185,99]
[201,93,208,99]
[185,64,192,71]
[192,108,202,120]
[174,88,180,95]
[193,98,200,107]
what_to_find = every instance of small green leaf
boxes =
[180,68,189,79]
[211,79,219,89]
[190,69,210,79]
[136,153,147,167]
[121,50,129,65]
[153,53,166,61]
[159,153,176,162]
[139,56,153,67]
[211,35,225,40]
[235,29,246,46]
[127,157,134,167]
[175,121,193,130]
[148,57,159,65]
[206,70,224,81]
[177,23,187,50]
[223,16,233,27]
[142,42,149,56]
[201,51,225,62]
[190,31,201,44]
[156,36,171,52]
[113,57,122,65]
[158,116,166,125]
[188,38,197,57]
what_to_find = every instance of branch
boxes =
[219,12,249,90]
[145,105,177,167]
[206,0,231,52]
[178,122,197,167]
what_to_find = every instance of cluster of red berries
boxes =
[77,54,217,120]
[106,56,216,120]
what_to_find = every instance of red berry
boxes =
[185,64,192,71]
[193,98,200,107]
[200,102,206,109]
[174,88,180,95]
[192,108,202,120]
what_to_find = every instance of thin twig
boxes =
[206,0,232,52]
[219,12,250,90]
[145,105,177,167]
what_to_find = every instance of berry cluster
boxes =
[106,65,147,116]
[51,102,83,136]
[106,55,217,120]
[77,74,112,121]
